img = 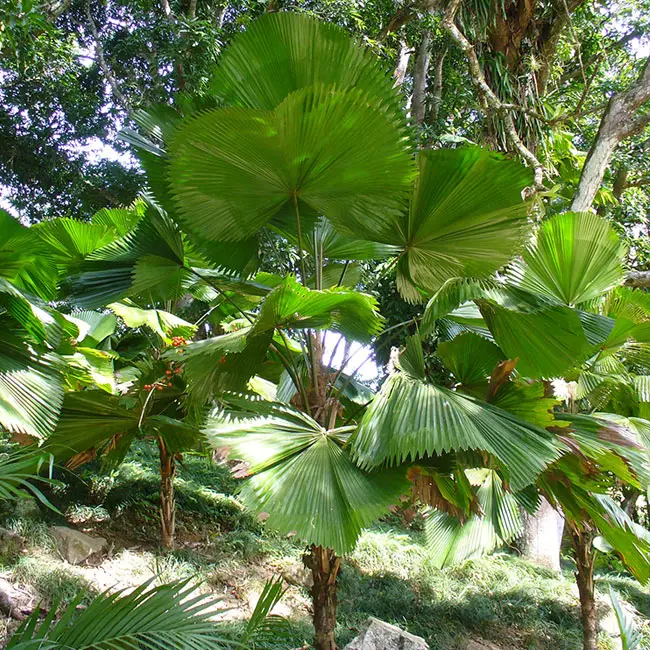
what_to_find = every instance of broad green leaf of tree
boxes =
[0,209,57,300]
[0,448,58,509]
[609,587,642,650]
[109,301,195,344]
[353,338,560,490]
[421,276,601,378]
[168,85,413,245]
[209,12,403,124]
[425,470,522,568]
[253,275,383,343]
[204,398,408,554]
[66,206,187,307]
[393,148,533,300]
[477,299,594,378]
[436,332,505,391]
[170,327,273,403]
[509,212,626,306]
[46,391,201,465]
[0,279,65,439]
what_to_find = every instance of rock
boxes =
[11,496,41,520]
[50,526,107,565]
[343,618,429,650]
[0,528,23,562]
[0,578,16,616]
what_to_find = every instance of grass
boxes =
[2,441,649,649]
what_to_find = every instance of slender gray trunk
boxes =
[412,30,432,125]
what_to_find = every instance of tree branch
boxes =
[443,0,545,190]
[393,41,413,87]
[85,0,133,117]
[571,57,650,212]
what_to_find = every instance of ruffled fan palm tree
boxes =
[113,13,567,649]
[421,210,650,650]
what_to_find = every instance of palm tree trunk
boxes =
[570,528,598,650]
[304,544,341,650]
[158,437,176,549]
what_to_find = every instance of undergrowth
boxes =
[1,443,648,649]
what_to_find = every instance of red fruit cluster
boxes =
[171,336,187,348]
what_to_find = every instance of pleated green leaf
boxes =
[352,372,559,490]
[437,332,504,389]
[168,85,413,245]
[543,477,650,584]
[0,332,64,440]
[509,212,626,306]
[33,218,117,264]
[172,327,274,403]
[490,381,560,431]
[394,148,532,298]
[253,275,383,343]
[425,470,523,568]
[209,12,403,122]
[478,299,593,378]
[0,448,58,508]
[204,400,408,553]
[0,209,58,300]
[609,587,643,650]
[45,391,140,462]
[109,301,195,344]
[66,206,186,308]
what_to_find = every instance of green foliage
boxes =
[168,85,414,245]
[609,587,642,650]
[204,397,409,553]
[509,212,626,306]
[352,370,560,491]
[7,580,229,649]
[395,148,533,300]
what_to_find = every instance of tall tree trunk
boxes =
[571,57,650,212]
[304,545,341,650]
[297,333,343,650]
[411,30,432,125]
[520,497,564,571]
[429,47,447,124]
[158,438,176,549]
[570,528,598,650]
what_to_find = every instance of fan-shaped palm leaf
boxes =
[436,332,504,391]
[0,209,58,300]
[393,148,533,299]
[66,206,187,307]
[168,85,413,245]
[353,371,559,490]
[0,448,57,508]
[204,397,408,554]
[509,212,625,306]
[209,13,403,122]
[109,302,195,344]
[425,469,522,568]
[0,332,64,440]
[253,275,383,343]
